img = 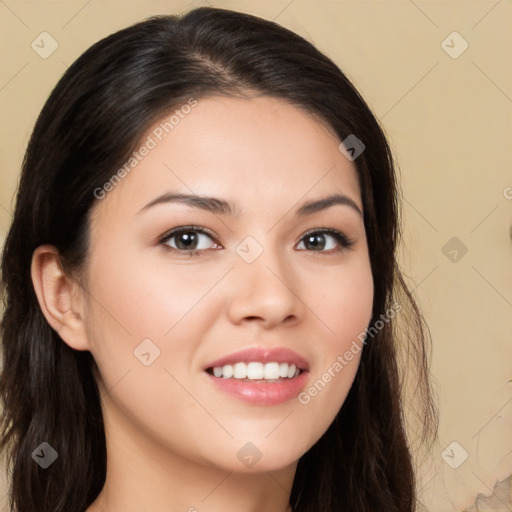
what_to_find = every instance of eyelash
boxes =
[158,225,355,256]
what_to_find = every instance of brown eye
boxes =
[296,229,355,252]
[160,226,220,254]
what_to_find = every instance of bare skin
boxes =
[31,95,374,511]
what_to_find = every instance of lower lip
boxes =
[206,371,309,406]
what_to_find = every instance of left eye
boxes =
[296,229,354,252]
[160,227,218,252]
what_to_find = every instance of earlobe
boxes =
[30,245,91,351]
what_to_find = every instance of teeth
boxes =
[264,362,280,379]
[287,364,297,379]
[222,364,234,379]
[211,362,301,380]
[233,362,247,379]
[247,362,264,380]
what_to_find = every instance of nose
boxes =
[226,244,304,329]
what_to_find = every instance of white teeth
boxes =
[222,364,234,379]
[264,362,280,379]
[211,361,302,380]
[247,362,264,380]
[233,362,247,379]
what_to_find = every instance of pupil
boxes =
[306,234,324,250]
[177,232,197,250]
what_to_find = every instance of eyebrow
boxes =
[138,192,363,218]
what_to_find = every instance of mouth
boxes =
[203,347,309,405]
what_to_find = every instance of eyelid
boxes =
[158,225,219,245]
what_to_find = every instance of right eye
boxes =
[159,226,222,255]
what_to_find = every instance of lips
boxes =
[204,347,309,405]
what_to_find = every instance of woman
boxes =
[0,6,437,512]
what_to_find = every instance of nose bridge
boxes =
[228,234,302,326]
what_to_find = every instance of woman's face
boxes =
[83,95,373,473]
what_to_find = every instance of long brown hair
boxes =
[0,7,437,511]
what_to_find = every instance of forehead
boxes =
[91,95,362,222]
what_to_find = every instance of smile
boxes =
[204,347,309,405]
[207,361,302,380]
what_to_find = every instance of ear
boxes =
[31,245,91,351]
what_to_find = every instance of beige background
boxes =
[0,1,511,510]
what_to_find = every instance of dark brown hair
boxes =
[0,7,437,511]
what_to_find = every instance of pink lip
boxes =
[204,347,310,406]
[204,347,310,371]
[206,372,309,406]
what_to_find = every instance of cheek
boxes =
[312,255,374,349]
[297,255,373,429]
[83,241,227,381]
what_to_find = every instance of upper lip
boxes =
[204,347,310,371]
